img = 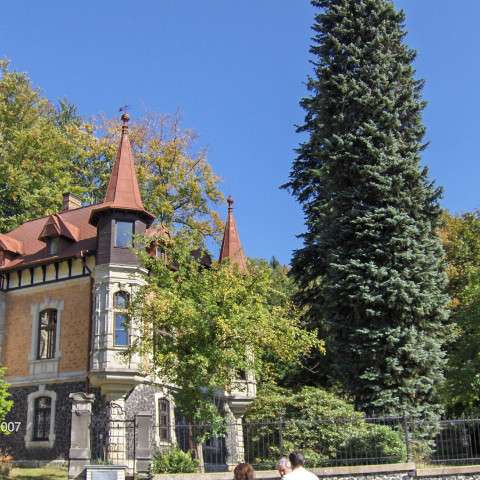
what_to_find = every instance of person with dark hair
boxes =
[283,452,319,479]
[233,463,256,480]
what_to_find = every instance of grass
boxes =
[9,467,67,479]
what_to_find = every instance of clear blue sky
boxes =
[1,1,479,264]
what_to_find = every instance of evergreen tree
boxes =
[285,0,449,418]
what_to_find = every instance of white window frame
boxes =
[24,385,57,449]
[154,392,176,447]
[113,290,130,347]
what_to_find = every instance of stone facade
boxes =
[124,383,157,419]
[0,381,87,461]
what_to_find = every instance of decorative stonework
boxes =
[90,264,147,390]
[68,392,95,480]
[2,382,89,461]
[24,385,57,449]
[29,298,64,378]
[153,390,177,447]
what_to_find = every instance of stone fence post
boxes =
[135,412,153,478]
[68,392,95,480]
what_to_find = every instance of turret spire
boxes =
[89,113,154,225]
[103,112,144,209]
[219,195,247,272]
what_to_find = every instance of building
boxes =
[0,113,255,468]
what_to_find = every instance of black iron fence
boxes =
[90,403,136,468]
[150,416,480,471]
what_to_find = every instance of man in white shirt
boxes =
[283,452,319,480]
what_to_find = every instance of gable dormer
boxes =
[38,214,80,256]
[0,234,24,267]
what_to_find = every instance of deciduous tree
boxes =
[439,211,480,414]
[127,233,322,426]
[0,60,87,231]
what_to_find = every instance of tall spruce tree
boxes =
[286,0,449,418]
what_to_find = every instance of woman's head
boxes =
[234,463,255,480]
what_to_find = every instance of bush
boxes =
[151,448,199,474]
[337,424,407,465]
[244,386,406,467]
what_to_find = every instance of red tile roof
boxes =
[219,196,247,272]
[0,235,24,255]
[0,115,159,272]
[0,205,98,271]
[38,214,80,242]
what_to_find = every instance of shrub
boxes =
[151,448,199,474]
[244,386,406,467]
[337,424,407,465]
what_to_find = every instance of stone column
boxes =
[68,392,95,480]
[225,405,246,470]
[135,412,153,478]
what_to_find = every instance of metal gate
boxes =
[90,402,137,473]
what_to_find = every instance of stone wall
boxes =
[152,464,480,480]
[125,383,158,419]
[0,381,87,461]
[152,464,413,480]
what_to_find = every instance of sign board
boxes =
[91,472,118,480]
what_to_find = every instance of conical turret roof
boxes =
[90,113,155,225]
[219,196,247,272]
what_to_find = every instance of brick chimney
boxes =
[62,193,82,211]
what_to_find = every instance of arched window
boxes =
[158,398,171,442]
[114,291,129,346]
[114,291,129,309]
[37,309,57,359]
[33,396,51,441]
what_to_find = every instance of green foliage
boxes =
[0,60,88,232]
[0,368,13,433]
[439,211,480,414]
[151,448,199,474]
[9,467,67,479]
[338,424,406,465]
[0,61,223,241]
[248,258,298,308]
[245,385,405,467]
[127,233,322,430]
[284,0,449,417]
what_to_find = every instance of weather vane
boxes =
[119,105,130,125]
